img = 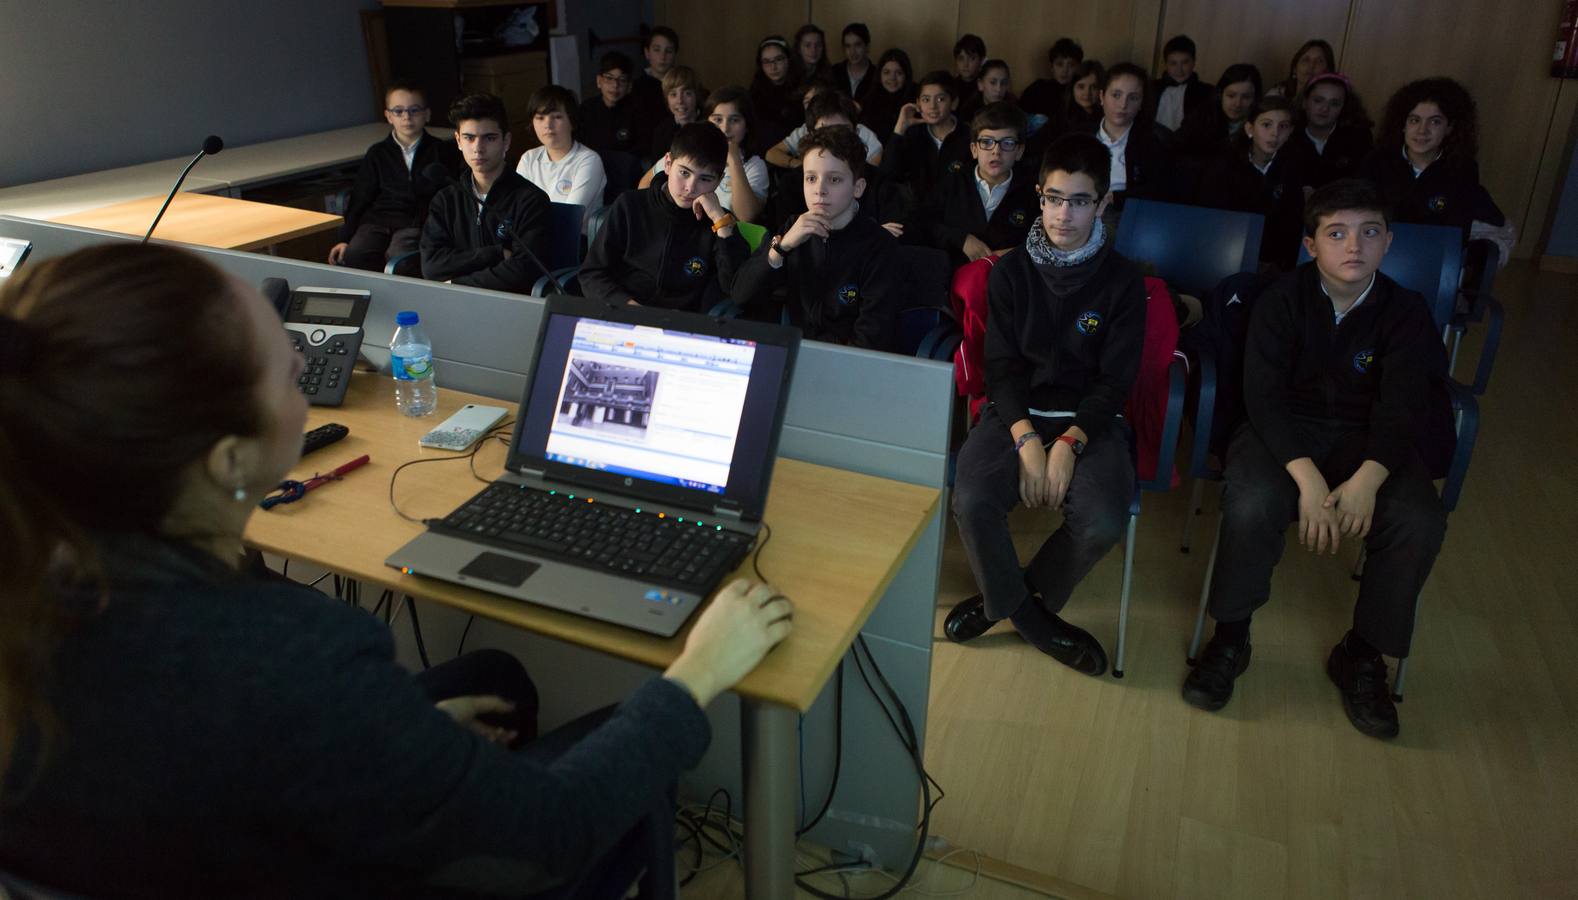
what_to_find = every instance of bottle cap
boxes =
[395,310,419,326]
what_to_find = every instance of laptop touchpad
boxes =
[459,552,540,587]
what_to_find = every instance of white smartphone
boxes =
[418,403,508,451]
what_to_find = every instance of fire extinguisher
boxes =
[1557,0,1578,77]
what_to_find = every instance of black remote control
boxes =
[302,423,349,456]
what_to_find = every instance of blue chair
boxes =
[532,203,609,297]
[385,202,588,290]
[1114,199,1265,297]
[1187,236,1484,701]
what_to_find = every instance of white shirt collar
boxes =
[1321,272,1377,324]
[393,131,422,172]
[1305,127,1329,155]
[1097,120,1131,147]
[1404,145,1441,178]
[974,168,1013,219]
[1249,151,1276,176]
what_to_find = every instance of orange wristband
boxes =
[711,213,737,233]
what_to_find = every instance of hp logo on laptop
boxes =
[624,477,634,486]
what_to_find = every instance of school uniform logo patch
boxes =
[1271,184,1285,201]
[1009,209,1028,227]
[1428,195,1448,213]
[494,217,513,241]
[837,283,860,305]
[556,177,575,196]
[1076,311,1103,335]
[683,256,707,278]
[1352,349,1375,373]
[616,127,632,143]
[948,160,964,174]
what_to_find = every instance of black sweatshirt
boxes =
[420,171,552,293]
[1072,118,1175,203]
[1243,264,1439,476]
[577,95,639,156]
[922,167,1039,268]
[880,122,974,203]
[579,182,749,312]
[1287,124,1372,187]
[733,212,900,349]
[1359,147,1505,237]
[984,241,1147,440]
[340,132,464,240]
[1196,147,1307,270]
[631,72,667,157]
[1151,74,1214,134]
[0,534,710,899]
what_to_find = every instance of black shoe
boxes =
[1011,609,1109,676]
[1327,642,1400,739]
[944,595,996,643]
[1182,635,1252,711]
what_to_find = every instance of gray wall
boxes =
[1,0,381,186]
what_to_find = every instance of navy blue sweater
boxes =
[0,536,709,898]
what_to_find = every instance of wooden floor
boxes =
[912,261,1578,899]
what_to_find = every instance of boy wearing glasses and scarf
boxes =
[945,133,1145,679]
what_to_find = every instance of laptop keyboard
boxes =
[434,482,753,592]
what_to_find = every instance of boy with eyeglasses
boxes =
[922,102,1038,267]
[329,80,463,271]
[945,134,1145,680]
[579,52,640,156]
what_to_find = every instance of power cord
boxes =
[388,420,514,524]
[404,595,431,670]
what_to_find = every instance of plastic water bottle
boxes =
[390,310,438,416]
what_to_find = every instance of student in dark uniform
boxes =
[750,36,805,156]
[1073,62,1173,213]
[1173,63,1262,197]
[633,26,680,153]
[329,80,463,272]
[579,52,640,156]
[1288,72,1374,187]
[921,102,1039,269]
[1152,35,1214,135]
[1182,178,1447,740]
[1061,59,1105,136]
[832,22,877,105]
[951,34,987,115]
[1197,95,1307,270]
[580,123,749,312]
[420,94,552,293]
[1361,77,1504,239]
[735,126,899,350]
[795,23,832,81]
[944,134,1146,678]
[1020,37,1084,124]
[647,65,704,163]
[957,58,1015,123]
[880,71,973,207]
[858,48,914,138]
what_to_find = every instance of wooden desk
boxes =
[244,373,941,898]
[50,192,341,252]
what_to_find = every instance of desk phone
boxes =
[282,286,368,407]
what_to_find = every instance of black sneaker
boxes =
[1182,635,1252,711]
[1327,642,1400,739]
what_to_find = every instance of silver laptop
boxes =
[386,296,800,636]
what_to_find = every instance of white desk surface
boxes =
[0,123,455,222]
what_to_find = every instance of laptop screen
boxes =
[511,300,797,519]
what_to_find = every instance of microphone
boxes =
[141,135,224,244]
[421,163,567,295]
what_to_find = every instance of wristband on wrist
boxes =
[1013,431,1043,453]
[1055,433,1086,457]
[711,213,737,233]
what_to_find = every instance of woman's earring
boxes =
[234,485,248,503]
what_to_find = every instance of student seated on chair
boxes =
[639,86,769,225]
[1019,37,1083,124]
[580,123,749,311]
[920,102,1038,269]
[647,65,705,163]
[1182,178,1447,740]
[515,84,607,234]
[734,125,899,350]
[579,51,641,156]
[1074,62,1174,214]
[945,134,1146,678]
[881,71,973,205]
[1360,76,1505,240]
[956,58,1014,123]
[420,93,552,293]
[0,243,794,897]
[1196,95,1307,271]
[1152,34,1213,134]
[328,79,462,272]
[633,25,680,153]
[833,22,876,105]
[950,33,987,117]
[765,90,884,170]
[857,48,914,140]
[1288,72,1373,188]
